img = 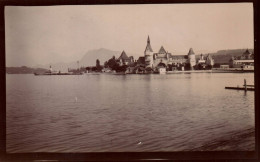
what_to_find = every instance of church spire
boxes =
[145,35,153,53]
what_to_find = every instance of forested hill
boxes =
[6,66,48,74]
[198,49,254,64]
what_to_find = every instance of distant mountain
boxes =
[6,66,48,74]
[80,48,122,67]
[196,49,254,64]
[34,48,137,72]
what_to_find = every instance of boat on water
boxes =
[34,66,83,76]
[34,72,83,76]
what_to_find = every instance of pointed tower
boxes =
[243,48,251,59]
[118,50,129,65]
[188,48,196,70]
[144,36,154,68]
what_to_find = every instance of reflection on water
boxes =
[6,73,254,152]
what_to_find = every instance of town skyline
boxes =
[5,3,254,67]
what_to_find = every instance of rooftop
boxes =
[158,46,167,54]
[243,49,251,55]
[118,50,130,60]
[188,48,195,55]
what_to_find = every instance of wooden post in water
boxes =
[244,79,247,91]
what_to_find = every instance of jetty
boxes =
[225,79,254,91]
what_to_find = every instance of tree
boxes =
[145,67,153,73]
[213,63,220,68]
[145,67,153,71]
[206,65,212,70]
[167,64,173,71]
[104,61,108,68]
[111,63,119,71]
[120,65,128,72]
[96,59,100,68]
[106,57,118,68]
[184,63,191,70]
[198,63,202,70]
[86,67,91,71]
[193,65,198,70]
[111,64,128,72]
[92,66,97,71]
[95,59,103,72]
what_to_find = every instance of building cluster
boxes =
[108,36,215,73]
[229,49,254,69]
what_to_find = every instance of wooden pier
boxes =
[225,87,254,91]
[225,79,254,91]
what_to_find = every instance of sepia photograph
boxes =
[5,3,255,154]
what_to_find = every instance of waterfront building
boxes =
[196,54,214,69]
[136,56,145,66]
[187,48,196,70]
[144,36,153,68]
[220,65,229,69]
[153,46,173,68]
[229,49,254,69]
[117,50,134,66]
[197,54,206,64]
[126,66,136,74]
[205,54,214,66]
[143,36,201,70]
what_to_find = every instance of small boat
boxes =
[34,72,83,76]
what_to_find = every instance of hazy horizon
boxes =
[5,3,254,67]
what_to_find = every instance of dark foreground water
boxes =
[6,73,254,152]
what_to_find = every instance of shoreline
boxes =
[6,69,254,75]
[167,70,253,74]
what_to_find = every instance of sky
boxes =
[5,3,254,67]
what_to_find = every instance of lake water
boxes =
[6,73,255,152]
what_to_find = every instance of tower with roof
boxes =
[206,54,214,66]
[242,48,251,59]
[188,48,196,69]
[144,36,153,68]
[117,50,134,66]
